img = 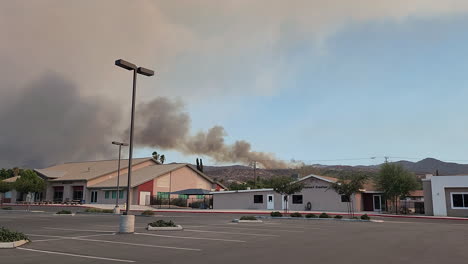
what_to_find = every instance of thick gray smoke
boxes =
[129,97,289,169]
[0,73,118,168]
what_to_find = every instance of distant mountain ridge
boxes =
[202,158,468,184]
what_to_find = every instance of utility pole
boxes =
[253,161,257,188]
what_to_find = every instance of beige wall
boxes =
[423,180,433,216]
[444,187,468,217]
[153,166,214,196]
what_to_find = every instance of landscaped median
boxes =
[0,227,29,249]
[147,220,183,231]
[232,215,263,223]
[54,210,75,216]
[261,211,381,222]
[76,208,115,215]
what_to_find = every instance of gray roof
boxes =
[88,163,217,188]
[35,158,154,182]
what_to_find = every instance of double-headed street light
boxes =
[115,59,154,233]
[111,141,128,214]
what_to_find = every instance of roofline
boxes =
[35,158,158,182]
[210,188,274,194]
[297,174,337,184]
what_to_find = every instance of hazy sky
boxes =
[2,1,468,168]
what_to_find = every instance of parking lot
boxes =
[2,210,468,264]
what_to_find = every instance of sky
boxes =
[2,1,468,168]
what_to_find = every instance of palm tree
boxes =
[159,155,166,164]
[152,151,160,160]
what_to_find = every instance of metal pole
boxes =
[125,69,137,215]
[253,161,256,188]
[116,144,121,208]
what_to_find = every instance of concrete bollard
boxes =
[113,206,121,214]
[119,214,135,233]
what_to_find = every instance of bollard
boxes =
[119,214,135,233]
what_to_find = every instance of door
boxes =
[90,191,98,203]
[140,191,151,205]
[282,195,288,210]
[267,194,274,210]
[373,195,382,212]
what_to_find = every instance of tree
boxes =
[0,181,12,205]
[196,158,200,170]
[14,170,45,198]
[331,174,368,218]
[152,151,160,160]
[159,155,166,164]
[199,159,204,172]
[270,176,304,213]
[375,163,419,214]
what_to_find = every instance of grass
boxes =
[270,211,283,217]
[360,214,371,220]
[290,212,303,217]
[56,210,72,214]
[319,213,330,218]
[148,220,176,227]
[1,207,12,210]
[305,213,317,218]
[141,210,155,216]
[334,215,343,219]
[84,208,114,213]
[240,216,257,220]
[0,227,29,242]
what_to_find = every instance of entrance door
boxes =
[140,191,151,205]
[373,195,382,212]
[282,195,288,210]
[267,194,274,210]
[90,191,98,203]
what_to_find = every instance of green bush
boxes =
[334,215,343,219]
[319,213,329,218]
[240,216,257,220]
[360,214,371,220]
[352,216,359,219]
[290,212,303,217]
[56,210,72,214]
[1,207,12,210]
[141,210,155,216]
[149,220,176,227]
[0,227,29,242]
[270,211,283,217]
[84,208,114,213]
[305,213,317,218]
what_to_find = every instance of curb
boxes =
[0,240,29,249]
[147,225,183,231]
[232,219,263,223]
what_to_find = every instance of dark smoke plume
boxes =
[130,97,289,169]
[0,73,118,168]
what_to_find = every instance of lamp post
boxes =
[112,141,128,214]
[115,59,154,233]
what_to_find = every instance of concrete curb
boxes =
[232,219,263,223]
[75,212,116,216]
[53,213,76,216]
[0,240,29,249]
[147,225,183,231]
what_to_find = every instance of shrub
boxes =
[334,215,343,219]
[290,212,303,217]
[352,216,359,219]
[84,208,113,213]
[305,213,317,218]
[270,211,283,217]
[149,220,176,227]
[1,207,12,210]
[170,198,187,207]
[240,216,257,220]
[319,213,329,218]
[0,227,29,242]
[141,210,155,216]
[360,214,371,220]
[56,210,72,214]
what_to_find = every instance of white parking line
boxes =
[183,224,306,233]
[184,229,279,237]
[17,248,135,263]
[134,232,245,243]
[27,233,116,242]
[43,227,115,233]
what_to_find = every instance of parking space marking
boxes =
[184,229,279,237]
[71,237,202,251]
[17,248,135,263]
[134,232,245,243]
[43,227,115,233]
[183,224,307,233]
[27,233,116,242]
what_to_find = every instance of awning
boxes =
[170,189,212,195]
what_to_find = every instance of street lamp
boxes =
[112,141,128,214]
[115,59,154,233]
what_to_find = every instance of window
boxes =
[53,187,64,201]
[341,195,350,202]
[196,195,205,199]
[292,195,303,204]
[254,195,263,203]
[72,186,83,200]
[157,192,169,199]
[179,194,188,199]
[451,193,468,208]
[119,190,124,199]
[111,191,117,199]
[105,191,110,199]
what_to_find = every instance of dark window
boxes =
[341,195,350,202]
[292,195,303,204]
[254,195,263,203]
[452,194,465,208]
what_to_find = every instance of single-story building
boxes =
[212,174,387,212]
[26,157,225,206]
[423,174,468,217]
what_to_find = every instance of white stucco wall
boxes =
[430,175,468,216]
